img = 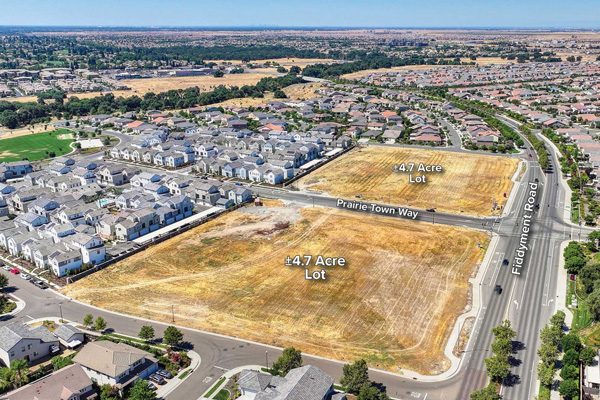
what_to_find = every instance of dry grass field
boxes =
[63,201,489,374]
[120,72,278,95]
[296,146,519,216]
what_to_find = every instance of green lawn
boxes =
[204,377,226,398]
[214,389,230,400]
[0,129,74,163]
[568,278,593,331]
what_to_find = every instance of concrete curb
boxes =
[502,159,526,218]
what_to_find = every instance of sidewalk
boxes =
[0,254,61,290]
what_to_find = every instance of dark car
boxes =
[502,259,509,266]
[32,280,48,289]
[146,382,157,391]
[494,285,503,294]
[156,369,173,379]
[426,208,436,212]
[149,374,166,385]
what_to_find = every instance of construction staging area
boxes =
[64,201,489,375]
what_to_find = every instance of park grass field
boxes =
[63,201,489,374]
[295,146,519,216]
[0,129,74,162]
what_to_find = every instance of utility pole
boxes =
[59,303,63,323]
[171,305,175,323]
[265,351,269,369]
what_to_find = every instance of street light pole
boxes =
[265,351,269,369]
[59,303,63,323]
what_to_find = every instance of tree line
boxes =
[0,73,304,129]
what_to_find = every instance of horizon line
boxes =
[0,24,599,31]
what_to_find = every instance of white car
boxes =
[2,265,10,271]
[20,273,31,280]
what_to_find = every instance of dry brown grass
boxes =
[296,146,519,216]
[63,202,488,374]
[120,72,278,95]
[341,64,448,80]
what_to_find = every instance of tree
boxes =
[537,362,555,386]
[83,313,93,328]
[94,316,107,332]
[276,66,288,73]
[560,364,580,381]
[580,263,600,293]
[588,286,600,321]
[163,326,183,347]
[51,355,73,371]
[289,66,301,75]
[562,349,581,368]
[340,359,370,394]
[492,320,516,342]
[139,325,155,342]
[565,255,586,274]
[581,346,597,366]
[9,359,29,389]
[470,383,502,400]
[0,273,7,292]
[127,379,157,400]
[0,368,14,391]
[491,337,512,358]
[357,383,390,400]
[99,384,119,400]
[271,347,302,376]
[559,379,579,399]
[213,70,225,78]
[484,356,510,383]
[274,89,287,99]
[562,333,582,353]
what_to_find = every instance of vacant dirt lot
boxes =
[63,201,488,374]
[296,146,519,216]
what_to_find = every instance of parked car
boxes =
[2,265,11,271]
[9,268,19,275]
[146,381,157,391]
[157,369,173,379]
[20,273,31,280]
[32,279,48,289]
[149,374,166,385]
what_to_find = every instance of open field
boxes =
[296,146,519,216]
[213,57,337,68]
[0,129,74,162]
[341,64,448,80]
[63,201,489,374]
[0,121,58,140]
[209,82,324,108]
[120,72,279,95]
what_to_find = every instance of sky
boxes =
[0,0,599,29]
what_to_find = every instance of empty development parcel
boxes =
[296,146,519,216]
[64,201,489,374]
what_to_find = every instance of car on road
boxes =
[9,268,19,275]
[31,279,48,289]
[494,284,503,294]
[2,265,10,271]
[502,259,509,266]
[149,374,166,385]
[20,273,31,280]
[156,369,172,379]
